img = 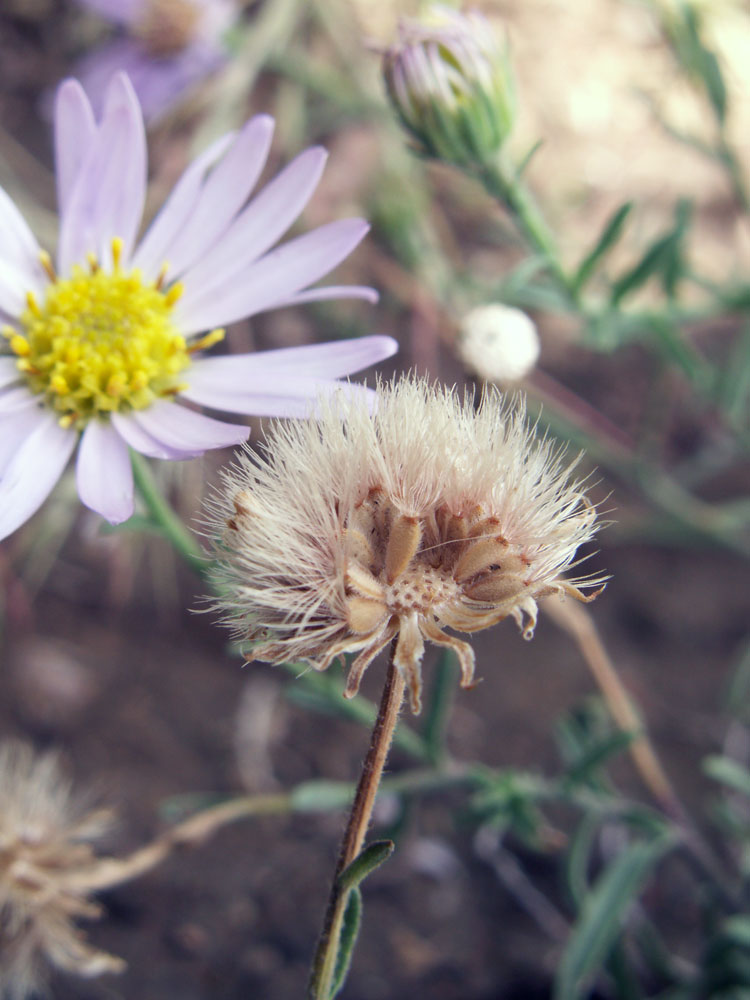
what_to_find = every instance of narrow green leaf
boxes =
[606,937,645,1000]
[291,780,354,813]
[610,201,691,304]
[338,840,395,892]
[554,833,674,1000]
[715,323,750,428]
[565,813,604,908]
[704,756,750,799]
[320,843,395,999]
[516,139,544,178]
[574,202,633,292]
[722,915,750,948]
[422,650,457,766]
[682,3,727,124]
[648,315,709,387]
[330,888,362,999]
[284,667,429,761]
[663,3,727,125]
[562,729,636,789]
[723,638,750,722]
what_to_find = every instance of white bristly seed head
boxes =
[207,376,605,713]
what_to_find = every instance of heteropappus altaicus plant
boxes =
[0,72,396,541]
[208,375,604,713]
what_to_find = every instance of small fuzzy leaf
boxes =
[330,889,362,999]
[554,833,674,1000]
[338,840,395,893]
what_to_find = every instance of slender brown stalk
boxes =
[546,595,740,909]
[66,793,292,894]
[309,641,406,999]
[544,596,680,817]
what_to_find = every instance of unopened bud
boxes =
[383,5,515,168]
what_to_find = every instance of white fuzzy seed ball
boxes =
[458,303,540,382]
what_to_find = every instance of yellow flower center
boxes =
[5,240,223,431]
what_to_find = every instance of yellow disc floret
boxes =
[5,241,221,431]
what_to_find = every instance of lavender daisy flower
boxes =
[0,73,396,542]
[73,0,236,121]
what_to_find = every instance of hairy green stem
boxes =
[130,450,208,577]
[476,153,579,306]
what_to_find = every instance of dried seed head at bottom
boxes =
[207,375,605,713]
[0,742,124,1000]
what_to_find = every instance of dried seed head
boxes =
[207,376,605,713]
[0,742,124,999]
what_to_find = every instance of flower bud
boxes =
[383,5,515,168]
[458,303,540,383]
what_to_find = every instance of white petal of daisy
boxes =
[160,114,275,282]
[0,407,47,475]
[0,257,46,316]
[76,420,134,523]
[179,146,328,294]
[54,79,97,216]
[181,373,373,418]
[58,74,146,274]
[175,218,371,333]
[130,131,235,280]
[0,186,44,283]
[0,415,76,541]
[281,285,380,307]
[110,411,203,460]
[189,335,398,382]
[0,358,21,390]
[0,387,38,413]
[181,337,398,415]
[129,400,250,453]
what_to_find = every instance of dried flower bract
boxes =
[208,377,604,713]
[0,742,125,999]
